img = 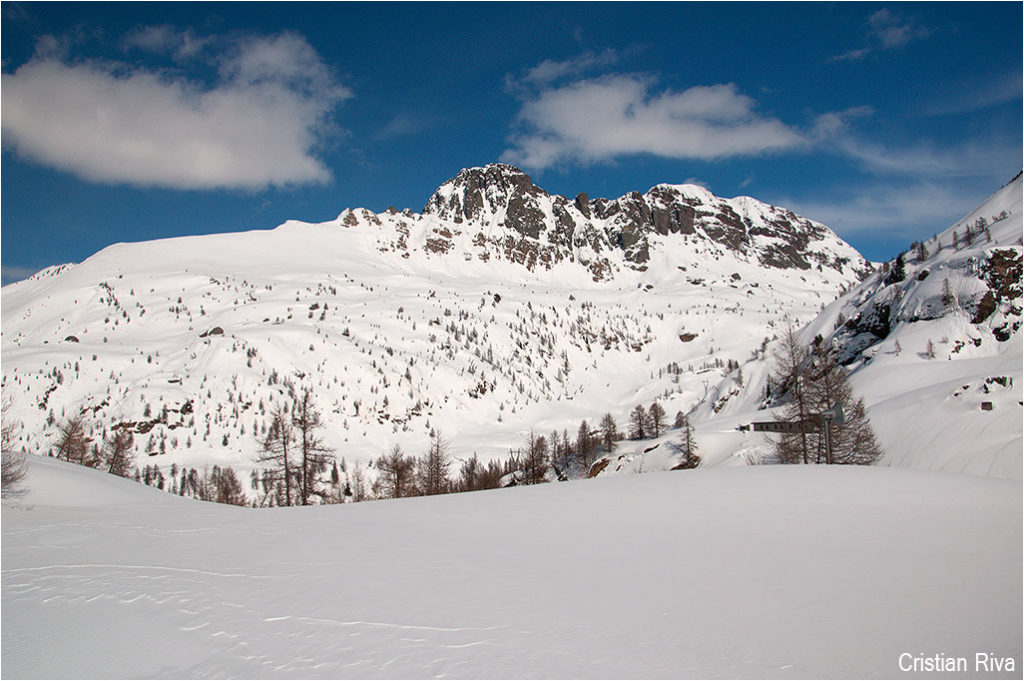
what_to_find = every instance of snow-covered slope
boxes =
[679,172,1023,480]
[3,454,1020,678]
[0,165,869,491]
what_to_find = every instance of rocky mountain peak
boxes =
[422,164,547,223]
[363,164,870,281]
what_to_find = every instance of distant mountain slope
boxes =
[682,172,1023,480]
[1,165,869,489]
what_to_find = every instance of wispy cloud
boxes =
[373,113,442,142]
[502,75,805,170]
[805,104,1018,182]
[1,29,352,190]
[832,137,1019,179]
[522,49,620,87]
[920,70,1023,117]
[831,8,932,62]
[504,49,622,99]
[778,182,983,239]
[1,265,42,286]
[121,25,211,61]
[819,123,1019,180]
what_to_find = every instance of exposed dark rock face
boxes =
[574,192,591,218]
[383,163,867,281]
[424,164,548,224]
[973,249,1023,340]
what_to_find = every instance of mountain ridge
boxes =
[2,163,874,497]
[332,163,870,282]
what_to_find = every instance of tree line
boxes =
[370,401,701,500]
[27,384,705,508]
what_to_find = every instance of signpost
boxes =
[818,402,844,464]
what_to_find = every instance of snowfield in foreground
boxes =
[3,455,1020,679]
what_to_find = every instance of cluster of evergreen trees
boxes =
[51,414,138,477]
[2,397,28,499]
[368,420,615,500]
[45,411,250,505]
[34,382,707,506]
[31,366,712,507]
[885,214,999,286]
[369,403,703,501]
[254,389,336,506]
[140,463,247,505]
[769,325,882,465]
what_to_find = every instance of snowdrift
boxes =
[3,454,1020,678]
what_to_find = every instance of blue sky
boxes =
[2,2,1020,283]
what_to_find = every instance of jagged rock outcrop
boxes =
[340,163,870,282]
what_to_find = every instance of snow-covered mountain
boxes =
[1,164,869,486]
[657,172,1022,480]
[413,164,867,280]
[3,169,1021,678]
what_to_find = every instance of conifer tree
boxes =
[599,413,618,453]
[771,323,813,464]
[672,415,700,469]
[941,278,955,309]
[521,430,549,485]
[648,402,667,438]
[418,431,451,495]
[374,444,415,499]
[293,389,335,504]
[1,397,27,499]
[256,403,296,505]
[457,453,482,492]
[629,404,648,439]
[803,343,883,465]
[888,253,906,284]
[772,331,883,466]
[54,415,92,466]
[209,465,247,506]
[102,428,135,477]
[576,419,596,469]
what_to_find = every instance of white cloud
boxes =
[810,106,874,139]
[778,182,981,238]
[502,76,805,170]
[122,25,210,60]
[1,30,351,190]
[504,49,622,99]
[868,9,931,49]
[521,49,620,87]
[831,8,932,62]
